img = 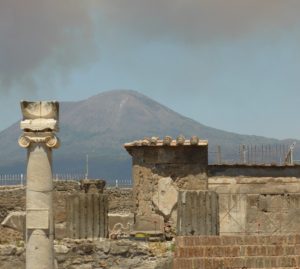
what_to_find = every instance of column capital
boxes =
[18,132,60,149]
[19,101,60,149]
[20,101,59,132]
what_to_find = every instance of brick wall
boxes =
[174,235,300,269]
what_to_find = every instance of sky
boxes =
[0,0,300,139]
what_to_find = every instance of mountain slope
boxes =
[0,90,298,180]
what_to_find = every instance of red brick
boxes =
[202,236,217,246]
[208,236,221,246]
[295,245,300,255]
[193,237,200,246]
[277,256,297,267]
[212,246,223,257]
[285,245,296,255]
[221,236,236,245]
[244,235,258,245]
[244,256,259,268]
[267,245,276,256]
[275,245,284,256]
[245,245,256,256]
[195,246,205,257]
[259,245,267,256]
[287,234,297,244]
[296,234,300,244]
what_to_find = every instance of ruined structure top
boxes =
[20,101,59,132]
[19,101,60,149]
[124,136,208,148]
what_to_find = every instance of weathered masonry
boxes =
[124,136,219,236]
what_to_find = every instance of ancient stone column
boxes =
[19,101,59,269]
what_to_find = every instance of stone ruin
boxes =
[66,179,108,239]
[124,136,220,238]
[2,101,300,268]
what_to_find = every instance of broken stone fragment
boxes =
[190,136,199,145]
[150,137,159,145]
[132,214,164,236]
[80,179,106,194]
[176,135,185,146]
[152,177,178,218]
[134,140,142,146]
[142,139,150,146]
[54,244,69,254]
[163,136,172,146]
[108,213,134,238]
[1,211,26,233]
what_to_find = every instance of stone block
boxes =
[132,214,164,235]
[26,209,49,229]
[1,211,25,233]
[108,213,134,236]
[152,177,178,218]
[55,223,66,240]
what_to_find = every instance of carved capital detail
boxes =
[18,135,31,148]
[45,135,60,148]
[18,133,60,149]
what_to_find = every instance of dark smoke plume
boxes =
[1,0,300,92]
[99,0,300,43]
[0,0,97,92]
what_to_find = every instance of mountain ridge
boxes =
[0,89,298,180]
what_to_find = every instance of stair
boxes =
[173,235,300,268]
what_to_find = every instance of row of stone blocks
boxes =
[173,235,300,269]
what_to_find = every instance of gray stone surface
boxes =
[132,214,165,235]
[108,213,134,238]
[209,176,300,235]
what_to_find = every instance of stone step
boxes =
[175,245,300,258]
[173,256,300,269]
[176,235,300,247]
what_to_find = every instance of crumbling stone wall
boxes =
[54,181,80,225]
[0,186,25,243]
[0,187,25,220]
[105,188,133,213]
[125,142,208,228]
[0,182,134,243]
[209,177,300,235]
[209,164,300,177]
[0,239,173,269]
[174,234,300,269]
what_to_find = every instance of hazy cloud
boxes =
[1,0,300,93]
[0,0,98,92]
[99,0,300,43]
